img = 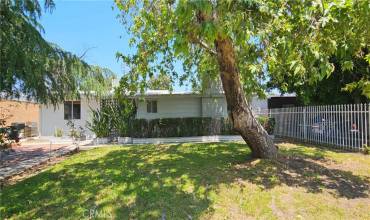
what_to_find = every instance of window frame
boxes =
[146,100,157,113]
[64,101,81,120]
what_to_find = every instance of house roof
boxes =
[267,93,296,98]
[132,90,226,98]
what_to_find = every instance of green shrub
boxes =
[114,101,136,137]
[257,116,275,135]
[87,106,113,138]
[363,145,370,155]
[54,128,63,137]
[127,117,237,138]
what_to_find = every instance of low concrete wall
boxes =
[132,135,243,144]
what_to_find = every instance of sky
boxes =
[41,1,127,75]
[40,0,189,91]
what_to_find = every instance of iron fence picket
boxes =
[268,103,369,151]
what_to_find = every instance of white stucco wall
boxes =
[201,97,228,118]
[136,96,202,119]
[135,95,267,120]
[39,97,100,137]
[39,93,268,137]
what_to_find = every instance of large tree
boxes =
[0,0,112,105]
[115,0,369,158]
[268,52,370,104]
[148,74,172,90]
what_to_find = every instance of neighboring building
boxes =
[39,90,268,137]
[0,99,39,126]
[267,95,298,109]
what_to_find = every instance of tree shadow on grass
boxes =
[236,154,369,199]
[1,143,249,219]
[1,142,369,219]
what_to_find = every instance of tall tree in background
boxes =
[116,1,369,159]
[147,74,172,90]
[268,52,370,105]
[0,0,113,105]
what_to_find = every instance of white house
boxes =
[38,90,268,137]
[39,97,100,137]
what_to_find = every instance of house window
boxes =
[64,101,81,120]
[147,100,157,113]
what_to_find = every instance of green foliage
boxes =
[364,145,370,155]
[0,0,115,105]
[269,54,370,104]
[256,116,275,135]
[0,105,13,149]
[0,127,11,149]
[87,106,113,138]
[66,120,85,140]
[128,117,236,138]
[110,99,136,137]
[147,74,172,90]
[115,0,370,98]
[54,128,63,137]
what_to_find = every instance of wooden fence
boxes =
[269,103,370,151]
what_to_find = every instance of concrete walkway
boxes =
[0,144,77,182]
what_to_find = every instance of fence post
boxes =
[368,103,370,147]
[303,107,307,141]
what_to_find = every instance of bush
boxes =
[0,127,11,149]
[87,106,113,138]
[363,145,370,155]
[0,126,19,149]
[112,100,135,137]
[257,116,275,135]
[1,120,19,149]
[127,117,237,138]
[54,128,63,137]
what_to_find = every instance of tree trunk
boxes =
[214,37,278,159]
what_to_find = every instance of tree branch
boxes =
[195,38,217,55]
[189,33,217,55]
[193,10,217,56]
[79,46,97,59]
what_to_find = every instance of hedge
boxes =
[127,117,238,138]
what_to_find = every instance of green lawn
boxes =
[1,142,369,219]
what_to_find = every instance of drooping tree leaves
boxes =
[0,0,114,105]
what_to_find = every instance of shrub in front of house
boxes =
[54,128,63,137]
[87,106,112,139]
[257,116,275,135]
[128,117,237,138]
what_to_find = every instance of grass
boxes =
[1,142,369,219]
